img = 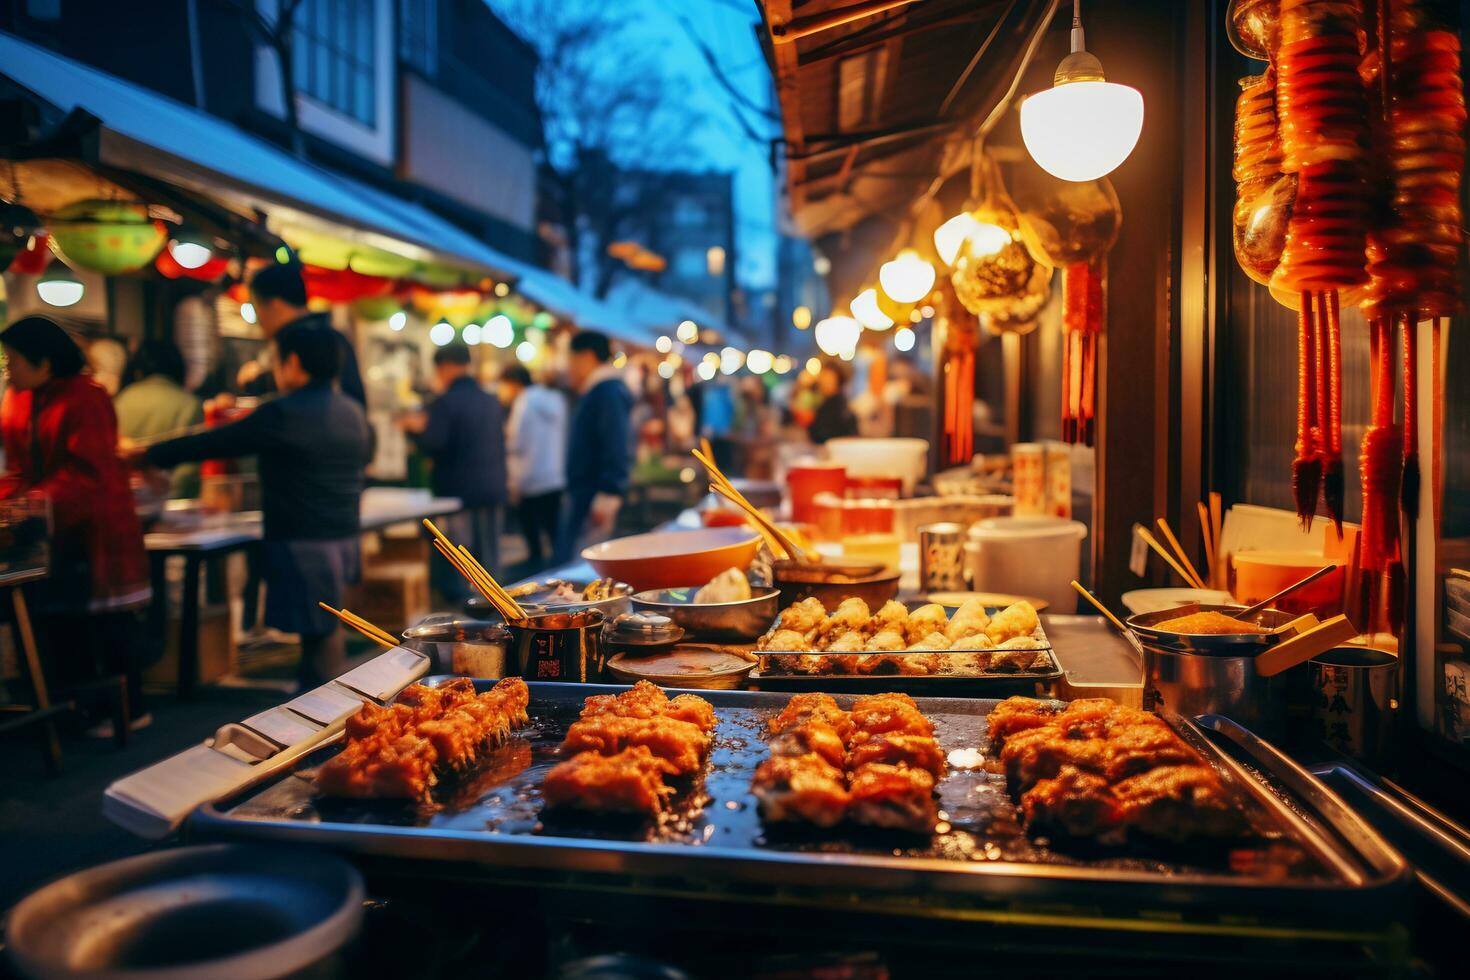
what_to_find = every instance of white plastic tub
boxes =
[965,516,1088,613]
[824,437,930,496]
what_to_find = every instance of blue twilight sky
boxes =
[485,0,781,290]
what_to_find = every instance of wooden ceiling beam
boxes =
[771,0,928,44]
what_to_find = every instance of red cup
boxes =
[788,463,847,524]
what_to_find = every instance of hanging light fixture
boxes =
[851,288,894,331]
[167,227,214,270]
[389,310,407,331]
[462,322,483,345]
[656,335,673,353]
[934,212,982,266]
[485,314,515,349]
[36,258,84,307]
[429,321,456,346]
[1020,0,1144,182]
[814,315,861,358]
[676,319,699,344]
[893,326,917,352]
[746,349,774,375]
[878,249,935,304]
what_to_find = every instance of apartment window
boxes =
[399,0,436,75]
[293,0,377,125]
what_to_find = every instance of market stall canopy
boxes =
[601,278,743,348]
[756,0,1055,296]
[0,30,647,342]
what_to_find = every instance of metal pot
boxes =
[1130,604,1299,738]
[401,616,511,678]
[1308,647,1398,769]
[505,609,606,682]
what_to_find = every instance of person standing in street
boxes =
[497,364,565,571]
[1,316,153,728]
[808,360,859,444]
[138,324,371,690]
[400,344,507,600]
[555,331,633,564]
[236,262,365,407]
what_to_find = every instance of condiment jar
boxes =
[603,611,686,658]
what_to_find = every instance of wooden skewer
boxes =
[457,544,527,621]
[1209,492,1224,582]
[708,482,794,559]
[1156,517,1207,589]
[693,448,812,561]
[1137,525,1202,588]
[423,518,528,622]
[317,602,397,649]
[1070,580,1128,635]
[1196,500,1217,588]
[710,483,786,556]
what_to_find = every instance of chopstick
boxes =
[1136,524,1203,588]
[422,518,529,623]
[1209,492,1224,581]
[1155,517,1207,590]
[1196,500,1217,588]
[1070,580,1128,634]
[317,603,398,649]
[693,448,812,561]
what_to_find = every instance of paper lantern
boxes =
[155,248,229,281]
[302,265,393,304]
[48,199,166,274]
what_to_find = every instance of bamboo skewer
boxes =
[1155,517,1207,589]
[1196,500,1217,587]
[1209,492,1224,577]
[709,483,787,557]
[422,518,529,623]
[317,603,397,649]
[692,448,813,562]
[1137,525,1203,588]
[1070,580,1128,634]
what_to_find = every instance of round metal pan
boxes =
[1126,603,1296,655]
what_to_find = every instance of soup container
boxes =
[1308,647,1398,770]
[965,516,1087,613]
[401,616,511,676]
[505,609,606,682]
[824,438,929,497]
[1129,604,1298,739]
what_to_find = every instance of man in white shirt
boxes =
[498,364,567,570]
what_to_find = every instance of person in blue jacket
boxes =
[400,343,507,600]
[555,331,633,564]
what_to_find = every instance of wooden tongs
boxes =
[1254,613,1359,676]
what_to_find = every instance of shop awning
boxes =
[0,30,650,343]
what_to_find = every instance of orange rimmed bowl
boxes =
[582,527,761,593]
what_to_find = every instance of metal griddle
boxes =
[188,682,1406,927]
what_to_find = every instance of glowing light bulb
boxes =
[37,259,84,307]
[388,311,407,331]
[894,326,916,352]
[792,305,812,330]
[967,223,1013,258]
[805,357,822,376]
[658,360,675,379]
[656,335,673,353]
[934,212,982,266]
[1021,79,1143,181]
[429,321,455,346]
[774,355,793,375]
[461,322,482,345]
[851,289,894,331]
[515,340,536,363]
[486,314,514,349]
[814,316,860,358]
[168,239,212,269]
[697,360,717,381]
[677,320,699,344]
[241,302,257,325]
[878,249,935,304]
[746,349,774,375]
[720,347,744,375]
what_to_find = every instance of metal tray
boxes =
[188,682,1407,927]
[750,647,1063,696]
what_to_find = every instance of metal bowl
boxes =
[630,587,781,642]
[402,615,511,676]
[1127,603,1296,654]
[772,563,901,613]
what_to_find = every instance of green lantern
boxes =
[48,199,166,274]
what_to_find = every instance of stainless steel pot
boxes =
[1130,604,1299,738]
[505,609,606,682]
[401,616,511,677]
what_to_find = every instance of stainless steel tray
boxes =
[750,647,1063,696]
[188,682,1407,926]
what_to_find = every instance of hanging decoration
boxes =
[301,264,393,304]
[950,152,1048,317]
[9,231,51,275]
[0,201,42,273]
[1012,160,1120,446]
[935,279,977,467]
[155,247,229,281]
[47,198,166,274]
[1226,0,1465,638]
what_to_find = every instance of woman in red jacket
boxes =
[1,316,152,724]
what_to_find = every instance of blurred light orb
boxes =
[429,321,455,346]
[879,249,935,304]
[851,289,893,331]
[746,349,774,375]
[515,340,536,363]
[486,314,515,349]
[894,326,916,352]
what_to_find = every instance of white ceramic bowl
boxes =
[1120,587,1235,616]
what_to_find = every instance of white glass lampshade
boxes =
[168,239,212,269]
[878,249,935,304]
[1021,80,1143,182]
[37,259,84,308]
[934,212,981,266]
[814,315,861,358]
[851,288,894,330]
[486,314,514,349]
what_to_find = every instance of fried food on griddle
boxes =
[579,683,714,732]
[991,695,1250,845]
[846,733,947,780]
[904,603,950,645]
[1111,764,1246,841]
[315,677,531,801]
[985,696,1055,746]
[852,692,919,712]
[906,631,951,651]
[769,693,855,742]
[750,752,849,827]
[984,600,1039,645]
[849,699,935,740]
[945,597,991,642]
[769,720,847,769]
[542,747,674,815]
[561,714,708,776]
[1021,766,1125,839]
[870,599,910,634]
[665,693,717,732]
[867,628,907,652]
[847,763,939,832]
